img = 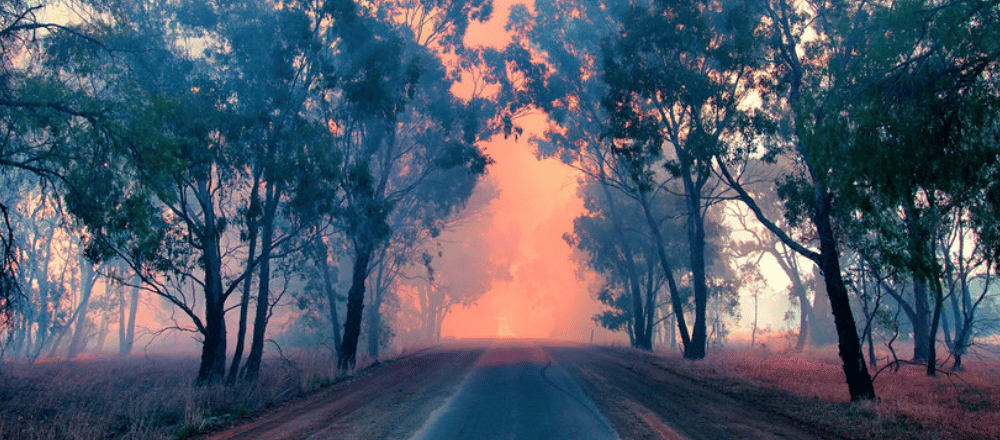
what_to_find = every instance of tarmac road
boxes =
[408,341,618,440]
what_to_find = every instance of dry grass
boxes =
[0,352,339,440]
[652,344,1000,439]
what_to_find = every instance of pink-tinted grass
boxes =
[0,352,339,439]
[652,344,1000,439]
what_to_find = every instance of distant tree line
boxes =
[0,0,500,385]
[495,0,1000,402]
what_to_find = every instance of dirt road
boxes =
[201,340,841,440]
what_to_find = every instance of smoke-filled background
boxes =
[2,0,999,385]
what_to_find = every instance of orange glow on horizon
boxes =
[440,119,604,340]
[438,0,615,342]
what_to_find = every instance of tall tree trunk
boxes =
[638,189,692,353]
[910,278,931,362]
[243,181,280,382]
[68,260,97,358]
[366,259,386,360]
[119,276,140,356]
[339,244,373,370]
[196,184,228,385]
[813,182,876,401]
[905,199,931,363]
[682,174,709,360]
[228,174,261,383]
[951,274,973,371]
[95,309,110,352]
[118,263,127,356]
[642,250,657,350]
[860,281,877,368]
[318,239,343,358]
[947,276,963,351]
[927,278,945,377]
[772,247,811,350]
[941,301,954,351]
[599,181,647,349]
[198,240,228,384]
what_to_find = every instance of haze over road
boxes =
[203,340,840,440]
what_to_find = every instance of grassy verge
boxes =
[0,352,341,440]
[645,346,1000,439]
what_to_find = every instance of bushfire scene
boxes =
[1,0,1000,438]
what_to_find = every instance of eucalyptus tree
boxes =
[3,182,75,360]
[331,41,491,369]
[0,0,119,326]
[65,0,350,384]
[843,1,1000,376]
[568,175,689,348]
[599,0,769,359]
[715,0,890,401]
[308,0,493,370]
[717,0,999,397]
[727,184,817,351]
[494,0,694,352]
[194,0,341,383]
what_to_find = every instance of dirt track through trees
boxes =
[201,341,841,439]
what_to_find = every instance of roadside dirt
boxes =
[196,343,484,440]
[546,344,848,440]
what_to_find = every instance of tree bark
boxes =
[339,244,372,370]
[366,259,386,360]
[813,182,876,401]
[197,239,228,384]
[318,239,343,357]
[716,159,875,400]
[243,180,281,382]
[903,198,932,363]
[771,247,811,350]
[68,260,97,358]
[599,179,648,349]
[681,173,709,360]
[195,182,228,385]
[228,175,261,383]
[926,278,945,377]
[118,278,140,356]
[638,189,691,353]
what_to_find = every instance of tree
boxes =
[600,0,767,359]
[3,181,76,361]
[66,256,103,358]
[568,175,688,349]
[312,0,493,370]
[827,0,1000,376]
[714,0,880,400]
[496,0,693,352]
[726,166,819,350]
[0,0,118,327]
[65,0,249,382]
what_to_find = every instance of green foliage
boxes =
[592,288,631,333]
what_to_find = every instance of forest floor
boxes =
[0,340,998,439]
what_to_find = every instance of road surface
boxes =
[408,343,617,439]
[201,340,842,440]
